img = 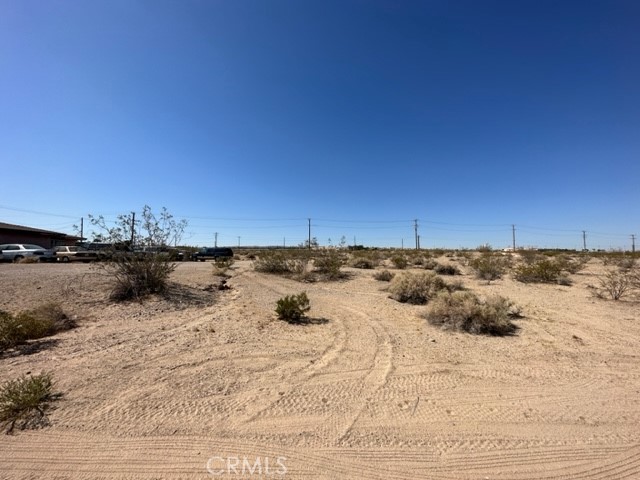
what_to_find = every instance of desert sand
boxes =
[1,257,639,479]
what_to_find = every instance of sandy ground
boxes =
[0,257,639,479]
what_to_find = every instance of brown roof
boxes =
[0,222,82,239]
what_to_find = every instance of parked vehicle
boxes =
[53,245,82,263]
[191,247,234,262]
[0,244,56,262]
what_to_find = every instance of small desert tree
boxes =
[87,206,188,301]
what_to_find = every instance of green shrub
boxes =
[275,292,311,323]
[388,271,448,304]
[555,254,590,274]
[391,255,408,269]
[253,251,308,276]
[0,372,56,434]
[106,254,176,300]
[0,304,75,352]
[425,291,519,336]
[514,259,563,284]
[469,254,510,281]
[313,251,345,280]
[434,263,460,275]
[373,270,394,282]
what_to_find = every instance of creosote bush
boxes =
[388,271,449,305]
[0,372,56,434]
[0,303,75,353]
[106,254,177,301]
[275,292,311,323]
[425,291,519,336]
[513,258,564,284]
[469,254,510,282]
[254,251,309,276]
[596,270,634,300]
[313,251,345,280]
[391,255,408,270]
[434,263,461,275]
[373,270,394,282]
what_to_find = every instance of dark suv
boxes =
[191,247,234,262]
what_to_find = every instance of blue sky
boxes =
[1,0,638,249]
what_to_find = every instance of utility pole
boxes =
[130,212,135,246]
[582,230,587,251]
[632,234,636,253]
[308,218,311,250]
[80,217,84,241]
[417,235,421,250]
[401,238,404,250]
[214,232,218,248]
[512,224,516,252]
[283,237,286,248]
[353,236,356,247]
[414,219,419,250]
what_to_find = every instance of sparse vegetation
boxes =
[0,303,75,353]
[388,271,449,304]
[434,263,461,275]
[275,292,311,323]
[254,251,308,276]
[425,291,519,336]
[0,372,57,434]
[469,253,510,282]
[596,269,634,300]
[313,251,346,280]
[106,254,177,300]
[373,269,394,282]
[391,255,408,270]
[513,258,564,284]
[349,254,378,269]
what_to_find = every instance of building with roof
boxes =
[0,222,83,248]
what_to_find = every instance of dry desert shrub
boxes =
[348,252,378,269]
[275,292,311,323]
[373,269,394,282]
[595,269,635,300]
[254,251,308,276]
[555,254,590,274]
[388,271,448,305]
[0,303,75,353]
[469,253,510,282]
[313,250,346,280]
[391,255,408,270]
[513,258,564,284]
[106,254,177,300]
[425,291,519,336]
[0,372,57,434]
[434,263,461,275]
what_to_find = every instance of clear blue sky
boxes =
[1,0,638,249]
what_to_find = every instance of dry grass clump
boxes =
[0,372,57,434]
[388,271,449,304]
[425,291,519,336]
[0,303,75,353]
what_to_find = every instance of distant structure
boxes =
[0,222,82,248]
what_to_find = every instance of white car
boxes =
[53,245,83,262]
[0,244,56,262]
